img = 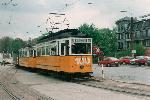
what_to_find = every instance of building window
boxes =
[125,33,130,39]
[146,30,148,37]
[118,42,123,49]
[136,31,140,37]
[146,40,150,47]
[127,41,130,48]
[143,30,146,37]
[121,34,124,39]
[117,34,120,40]
[117,34,122,40]
[125,34,127,39]
[143,40,146,46]
[148,29,150,36]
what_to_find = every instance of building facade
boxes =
[116,17,150,51]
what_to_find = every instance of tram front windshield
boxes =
[71,43,91,55]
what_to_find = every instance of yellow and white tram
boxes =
[18,29,93,77]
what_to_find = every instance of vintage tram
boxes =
[18,29,93,78]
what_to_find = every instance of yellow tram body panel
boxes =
[19,57,36,68]
[27,57,36,68]
[19,57,29,67]
[19,55,92,73]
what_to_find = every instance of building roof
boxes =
[116,16,137,24]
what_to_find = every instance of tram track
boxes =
[3,64,150,99]
[0,66,20,100]
[19,65,150,98]
[0,82,20,100]
[0,65,53,100]
[73,77,150,98]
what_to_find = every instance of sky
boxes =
[0,0,150,40]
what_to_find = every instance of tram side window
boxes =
[33,50,36,57]
[19,51,22,57]
[72,43,91,54]
[23,51,25,57]
[46,46,50,55]
[42,47,45,55]
[65,40,69,55]
[37,48,41,56]
[24,51,27,57]
[29,50,33,57]
[51,47,56,55]
[22,51,24,57]
[61,43,65,55]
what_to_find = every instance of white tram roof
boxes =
[19,29,92,50]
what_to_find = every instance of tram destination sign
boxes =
[72,38,91,43]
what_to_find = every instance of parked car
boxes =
[98,57,120,67]
[119,56,133,64]
[147,59,150,66]
[145,56,150,66]
[135,56,147,66]
[130,58,138,65]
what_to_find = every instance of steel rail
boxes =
[74,78,150,97]
[0,82,20,100]
[0,66,20,100]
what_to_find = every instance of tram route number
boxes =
[75,57,90,65]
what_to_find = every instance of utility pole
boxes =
[130,17,134,48]
[130,17,135,57]
[120,11,135,57]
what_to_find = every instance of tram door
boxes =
[60,40,69,56]
[61,43,66,56]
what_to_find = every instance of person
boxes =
[2,60,5,66]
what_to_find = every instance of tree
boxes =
[134,44,146,56]
[79,23,117,56]
[97,28,117,56]
[12,38,26,54]
[0,36,13,53]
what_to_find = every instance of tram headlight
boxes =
[80,65,84,69]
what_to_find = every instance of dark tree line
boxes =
[0,37,26,54]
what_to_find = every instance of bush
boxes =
[115,50,131,58]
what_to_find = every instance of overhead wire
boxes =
[36,0,81,34]
[0,0,18,34]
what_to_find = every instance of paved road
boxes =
[93,64,150,85]
[0,85,13,100]
[0,65,150,100]
[15,65,149,100]
[0,65,14,100]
